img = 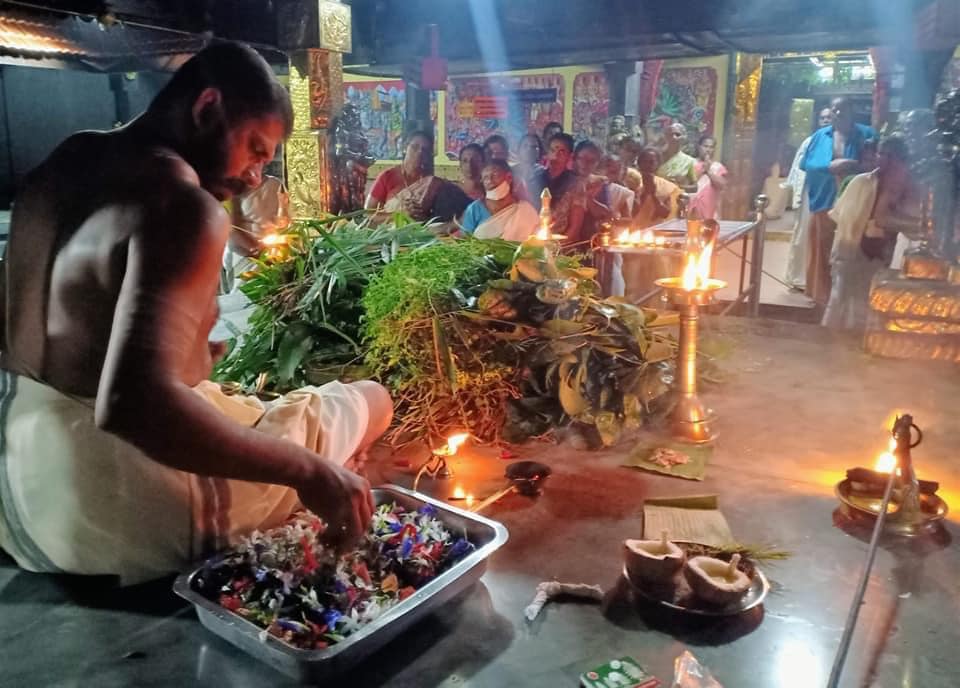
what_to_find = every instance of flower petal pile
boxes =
[192,503,475,649]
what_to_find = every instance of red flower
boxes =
[301,536,318,573]
[219,594,242,612]
[354,561,372,585]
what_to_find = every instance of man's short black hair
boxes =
[547,132,575,154]
[151,42,293,135]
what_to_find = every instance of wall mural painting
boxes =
[344,80,406,160]
[445,74,564,158]
[572,71,611,142]
[646,66,718,154]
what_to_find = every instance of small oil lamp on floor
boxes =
[835,414,948,536]
[412,433,469,493]
[827,413,948,687]
[655,222,725,443]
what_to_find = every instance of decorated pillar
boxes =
[724,53,763,221]
[278,0,351,218]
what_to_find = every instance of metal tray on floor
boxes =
[173,484,509,684]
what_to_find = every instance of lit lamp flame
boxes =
[260,232,289,260]
[874,438,899,474]
[261,233,286,247]
[614,228,660,246]
[535,226,551,241]
[681,243,715,291]
[451,485,466,499]
[442,433,469,455]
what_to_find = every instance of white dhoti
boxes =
[0,372,371,584]
[784,192,810,290]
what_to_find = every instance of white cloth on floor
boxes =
[0,373,370,584]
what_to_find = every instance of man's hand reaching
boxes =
[297,461,375,551]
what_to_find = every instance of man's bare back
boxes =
[0,44,384,565]
[5,129,222,397]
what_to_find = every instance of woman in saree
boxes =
[460,159,539,241]
[457,143,486,201]
[689,135,728,220]
[656,122,697,189]
[365,130,445,221]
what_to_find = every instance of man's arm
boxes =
[800,131,824,174]
[95,185,374,545]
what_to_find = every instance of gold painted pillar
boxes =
[283,0,351,219]
[724,54,763,221]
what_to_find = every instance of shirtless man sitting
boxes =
[0,43,391,583]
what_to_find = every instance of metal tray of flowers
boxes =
[173,484,509,683]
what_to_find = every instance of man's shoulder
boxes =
[133,180,226,244]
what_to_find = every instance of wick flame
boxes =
[681,254,699,290]
[681,244,715,291]
[615,228,660,246]
[875,452,896,473]
[874,438,899,474]
[535,226,551,241]
[446,433,469,454]
[261,233,286,246]
[452,485,466,499]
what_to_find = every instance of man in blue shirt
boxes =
[800,98,876,305]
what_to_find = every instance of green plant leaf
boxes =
[277,329,315,384]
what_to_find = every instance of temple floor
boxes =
[1,317,957,687]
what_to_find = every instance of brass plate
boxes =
[835,479,948,537]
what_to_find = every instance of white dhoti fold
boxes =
[0,372,371,584]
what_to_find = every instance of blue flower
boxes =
[324,609,343,628]
[418,505,437,516]
[401,537,414,559]
[447,538,474,561]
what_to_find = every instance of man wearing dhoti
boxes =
[0,43,391,584]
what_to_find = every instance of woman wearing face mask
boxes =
[459,159,539,241]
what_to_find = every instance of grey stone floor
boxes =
[1,318,958,687]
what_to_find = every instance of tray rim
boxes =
[834,478,949,520]
[622,540,770,617]
[173,483,509,662]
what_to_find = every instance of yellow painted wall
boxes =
[345,54,730,177]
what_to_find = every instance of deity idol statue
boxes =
[331,103,376,214]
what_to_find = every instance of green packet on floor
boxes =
[579,656,660,688]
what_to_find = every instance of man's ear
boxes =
[192,87,224,130]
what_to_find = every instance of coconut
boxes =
[623,530,685,584]
[683,553,752,605]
